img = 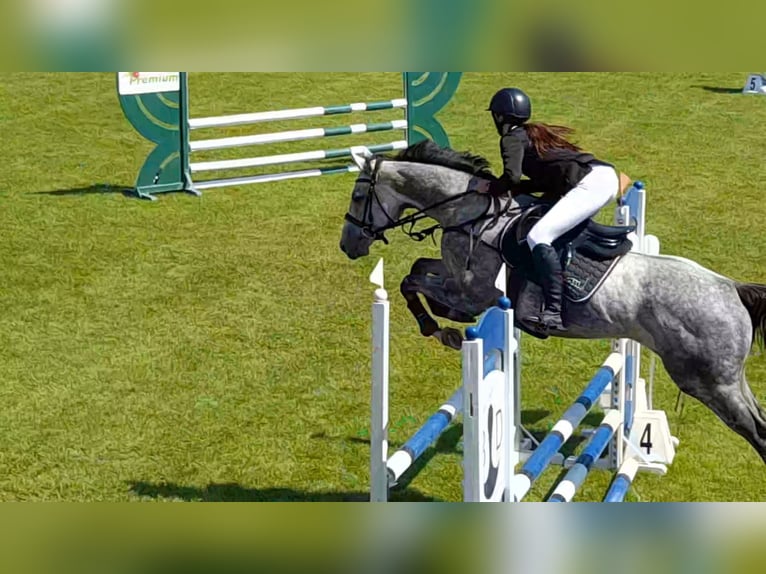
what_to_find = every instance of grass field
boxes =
[0,72,764,501]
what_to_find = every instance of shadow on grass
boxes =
[132,423,455,501]
[697,86,743,94]
[33,183,137,197]
[521,408,551,426]
[129,481,439,502]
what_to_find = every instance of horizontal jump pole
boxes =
[547,409,622,502]
[192,164,360,189]
[189,98,407,130]
[386,388,463,486]
[603,457,640,502]
[510,352,624,501]
[190,140,407,173]
[189,120,408,152]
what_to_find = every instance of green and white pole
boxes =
[117,72,462,199]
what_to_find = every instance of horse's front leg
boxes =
[400,258,450,338]
[400,269,492,350]
[402,258,486,327]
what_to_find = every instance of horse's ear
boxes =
[350,146,372,172]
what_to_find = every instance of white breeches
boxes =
[527,165,619,249]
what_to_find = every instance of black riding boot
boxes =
[526,244,568,334]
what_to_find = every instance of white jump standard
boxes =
[369,258,517,502]
[367,184,677,502]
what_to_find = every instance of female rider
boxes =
[484,87,627,335]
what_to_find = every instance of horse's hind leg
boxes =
[663,358,766,464]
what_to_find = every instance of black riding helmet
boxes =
[488,88,531,134]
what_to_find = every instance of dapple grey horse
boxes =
[339,140,766,464]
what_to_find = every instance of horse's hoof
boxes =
[434,327,463,350]
[416,313,439,337]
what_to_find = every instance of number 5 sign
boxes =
[743,73,766,94]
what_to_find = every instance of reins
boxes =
[344,158,512,251]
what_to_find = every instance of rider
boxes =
[484,87,626,335]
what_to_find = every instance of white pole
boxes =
[370,259,389,502]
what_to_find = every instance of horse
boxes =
[339,140,766,464]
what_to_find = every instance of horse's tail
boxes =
[736,283,766,349]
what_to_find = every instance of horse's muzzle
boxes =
[340,223,373,260]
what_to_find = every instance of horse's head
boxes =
[340,140,527,260]
[340,147,409,259]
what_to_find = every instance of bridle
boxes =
[343,159,499,245]
[343,159,396,244]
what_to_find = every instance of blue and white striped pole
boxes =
[386,390,463,485]
[603,458,640,502]
[547,409,622,502]
[510,352,623,501]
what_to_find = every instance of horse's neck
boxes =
[381,161,488,227]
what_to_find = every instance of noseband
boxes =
[343,159,395,244]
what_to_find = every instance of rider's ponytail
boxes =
[524,123,583,156]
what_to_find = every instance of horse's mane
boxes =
[391,140,495,179]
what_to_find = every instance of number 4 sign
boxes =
[627,409,678,469]
[743,73,766,95]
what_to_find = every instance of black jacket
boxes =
[490,125,611,197]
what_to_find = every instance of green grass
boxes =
[0,72,764,501]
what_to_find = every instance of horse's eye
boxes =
[352,189,367,201]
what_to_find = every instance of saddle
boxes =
[499,201,635,337]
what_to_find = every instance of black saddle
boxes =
[500,202,635,305]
